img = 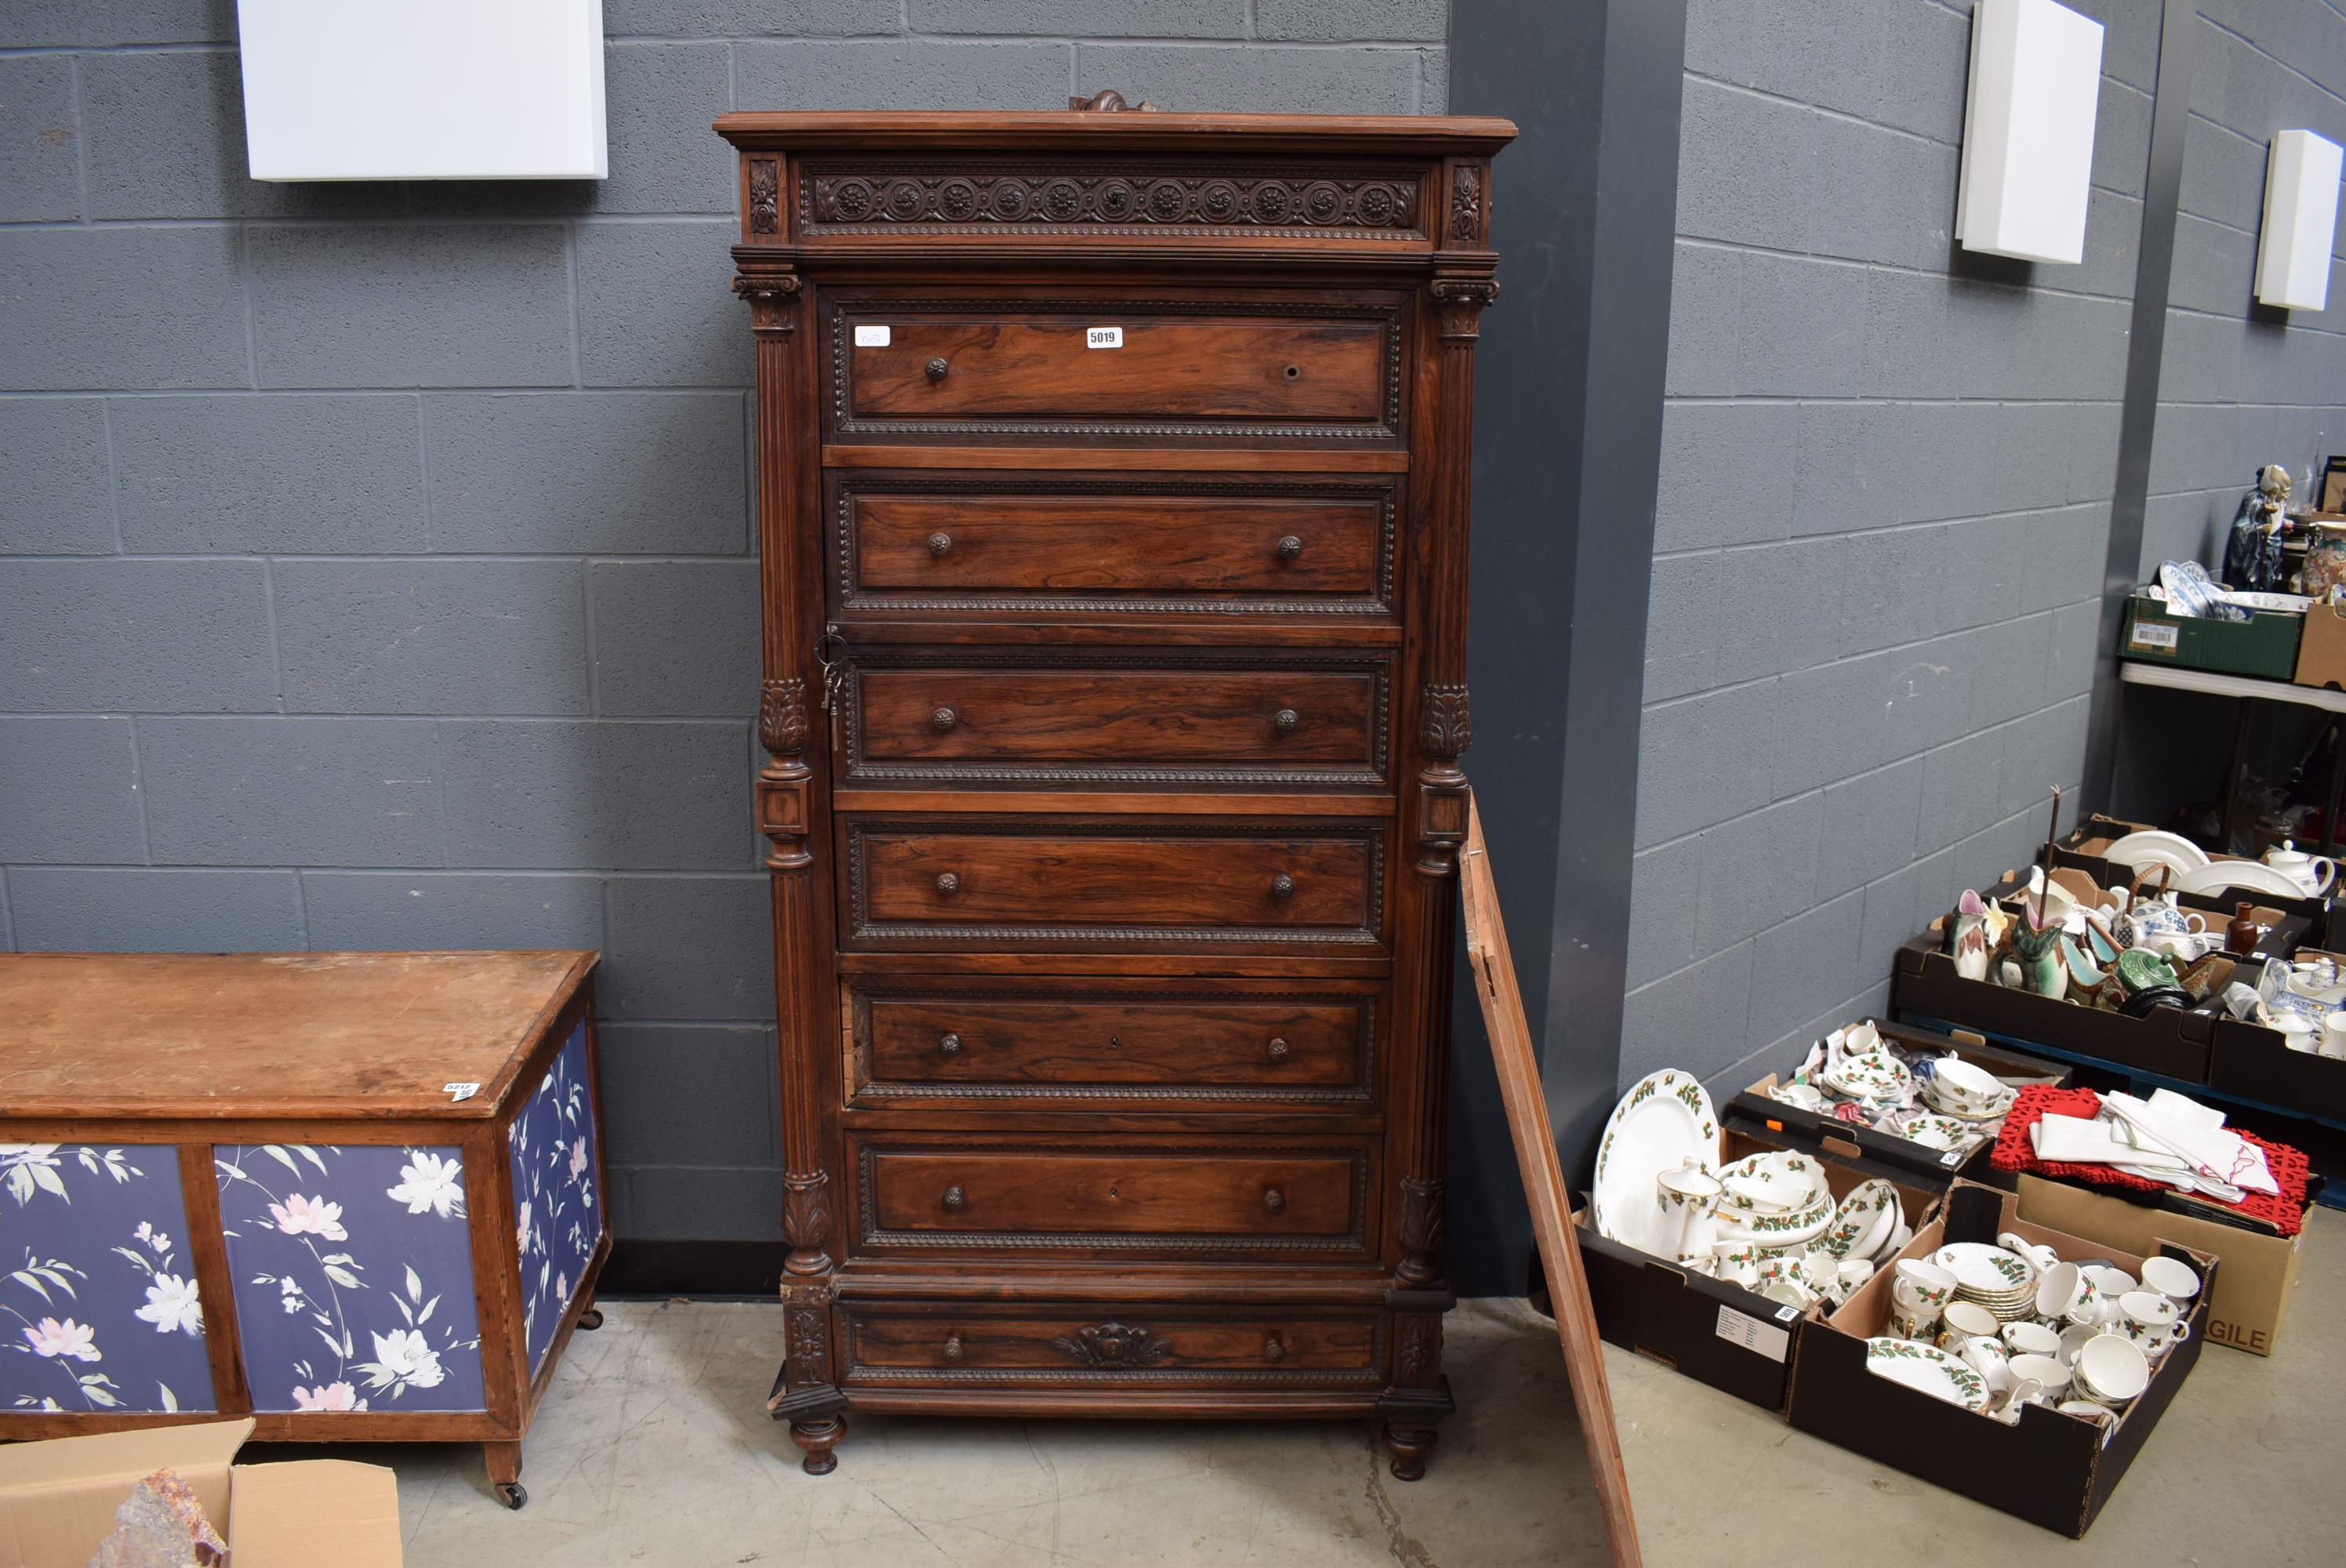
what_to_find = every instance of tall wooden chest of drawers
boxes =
[714,107,1514,1479]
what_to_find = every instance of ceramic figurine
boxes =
[2003,908,2067,1000]
[2223,465,2293,592]
[1945,890,1994,981]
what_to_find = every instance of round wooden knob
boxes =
[939,1033,962,1057]
[942,1185,965,1211]
[932,707,958,731]
[935,873,961,896]
[1263,1335,1286,1363]
[928,532,953,557]
[944,1334,964,1361]
[1270,873,1295,900]
[1273,708,1299,733]
[1266,1037,1290,1062]
[1275,535,1303,561]
[925,358,950,382]
[1262,1189,1286,1214]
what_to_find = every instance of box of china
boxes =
[1785,1181,2217,1538]
[2050,814,2330,948]
[1574,1120,1945,1415]
[2201,947,2346,1123]
[1728,1018,2068,1189]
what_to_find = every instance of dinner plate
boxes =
[1592,1070,1719,1256]
[1865,1338,1990,1412]
[1819,1180,1899,1260]
[2174,858,2311,901]
[1934,1242,2036,1294]
[2101,830,2211,876]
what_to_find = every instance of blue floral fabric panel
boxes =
[2,1144,215,1414]
[216,1143,486,1414]
[507,1021,604,1374]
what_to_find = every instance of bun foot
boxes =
[1382,1422,1437,1481]
[792,1414,847,1475]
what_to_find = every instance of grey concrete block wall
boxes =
[0,6,1445,1248]
[2137,5,2346,577]
[1623,0,2167,1100]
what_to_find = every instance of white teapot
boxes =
[2263,839,2336,896]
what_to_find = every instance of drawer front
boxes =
[843,1305,1383,1386]
[848,978,1375,1105]
[844,651,1387,787]
[854,1138,1370,1254]
[828,299,1403,441]
[832,475,1396,619]
[843,820,1385,949]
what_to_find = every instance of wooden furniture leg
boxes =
[484,1439,526,1510]
[789,1414,848,1475]
[1458,795,1643,1568]
[1381,1423,1439,1481]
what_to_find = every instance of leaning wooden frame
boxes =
[1458,795,1642,1568]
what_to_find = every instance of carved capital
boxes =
[760,677,810,758]
[782,1171,833,1275]
[747,158,780,235]
[1396,1176,1447,1287]
[732,270,801,333]
[1418,684,1472,760]
[1429,278,1499,341]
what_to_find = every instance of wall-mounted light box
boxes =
[1956,0,2104,265]
[2255,129,2343,313]
[238,0,607,181]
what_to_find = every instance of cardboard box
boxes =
[2296,601,2346,689]
[2121,594,2302,679]
[1730,1019,2068,1187]
[0,1418,400,1568]
[1786,1181,2217,1537]
[2016,1173,2305,1356]
[1893,934,2220,1083]
[1574,1125,1943,1414]
[2206,1012,2346,1122]
[2053,815,2330,947]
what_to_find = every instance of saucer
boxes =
[1865,1338,1990,1412]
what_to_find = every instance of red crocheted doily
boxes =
[1990,1083,2311,1238]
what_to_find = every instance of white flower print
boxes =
[356,1328,446,1393]
[385,1152,465,1219]
[290,1381,368,1412]
[267,1194,348,1241]
[515,1200,532,1253]
[1,1146,65,1206]
[22,1316,100,1361]
[568,1138,589,1181]
[133,1274,203,1336]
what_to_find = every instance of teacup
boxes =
[2072,1332,2151,1405]
[2033,1260,2084,1321]
[2007,1353,2070,1403]
[2057,1399,2119,1440]
[1999,1232,2061,1273]
[2138,1255,2201,1304]
[1936,1301,2000,1354]
[1892,1258,1957,1312]
[1836,1258,1876,1299]
[1956,1335,2011,1395]
[2323,1013,2346,1060]
[2116,1290,2191,1356]
[2001,1319,2062,1359]
[1887,1303,1941,1343]
[2080,1264,2137,1300]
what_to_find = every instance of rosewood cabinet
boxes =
[714,107,1514,1479]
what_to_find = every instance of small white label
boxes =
[1086,326,1123,349]
[853,324,891,347]
[444,1081,480,1103]
[2129,622,2180,650]
[1715,1305,1793,1362]
[1941,1149,1964,1166]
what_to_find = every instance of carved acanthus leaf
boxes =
[1448,165,1484,244]
[761,677,810,757]
[783,1171,832,1254]
[1051,1322,1172,1369]
[1419,685,1472,760]
[748,159,780,234]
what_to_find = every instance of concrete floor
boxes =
[250,1208,2342,1566]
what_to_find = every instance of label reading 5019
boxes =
[1087,327,1124,349]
